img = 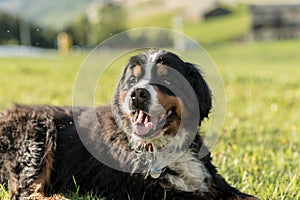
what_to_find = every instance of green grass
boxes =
[210,40,300,199]
[0,55,85,110]
[0,40,300,199]
[0,183,9,200]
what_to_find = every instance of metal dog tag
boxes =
[150,171,161,179]
[150,167,163,179]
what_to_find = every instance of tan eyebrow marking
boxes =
[157,64,168,76]
[132,65,142,78]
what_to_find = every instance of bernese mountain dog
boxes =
[0,49,258,200]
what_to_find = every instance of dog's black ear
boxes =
[185,62,212,124]
[118,64,130,85]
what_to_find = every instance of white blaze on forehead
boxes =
[143,49,164,80]
[146,49,163,63]
[123,50,165,115]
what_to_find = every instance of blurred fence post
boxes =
[172,16,186,52]
[57,32,72,55]
[19,19,31,46]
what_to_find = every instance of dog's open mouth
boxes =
[131,109,172,138]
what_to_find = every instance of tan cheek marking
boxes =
[165,120,181,136]
[132,65,142,78]
[156,89,179,111]
[154,86,186,118]
[120,90,128,103]
[154,86,183,136]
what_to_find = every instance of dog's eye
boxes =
[128,76,137,86]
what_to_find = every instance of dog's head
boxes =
[113,49,211,151]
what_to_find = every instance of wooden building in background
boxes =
[250,3,300,40]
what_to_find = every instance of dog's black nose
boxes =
[130,88,150,111]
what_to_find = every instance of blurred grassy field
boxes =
[128,4,251,45]
[0,40,299,199]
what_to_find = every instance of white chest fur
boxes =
[164,151,211,192]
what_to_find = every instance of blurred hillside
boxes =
[0,0,286,48]
[0,0,221,30]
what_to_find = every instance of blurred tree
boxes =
[0,1,127,48]
[88,2,127,45]
[65,2,127,46]
[0,11,56,48]
[0,12,19,44]
[65,15,89,46]
[30,25,56,48]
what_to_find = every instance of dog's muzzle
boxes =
[126,87,168,138]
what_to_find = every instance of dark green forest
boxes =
[0,2,127,48]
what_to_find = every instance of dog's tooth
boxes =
[146,122,153,129]
[144,115,149,124]
[137,111,144,123]
[167,110,172,116]
[146,122,156,130]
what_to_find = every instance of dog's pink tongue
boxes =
[134,111,158,136]
[135,124,150,135]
